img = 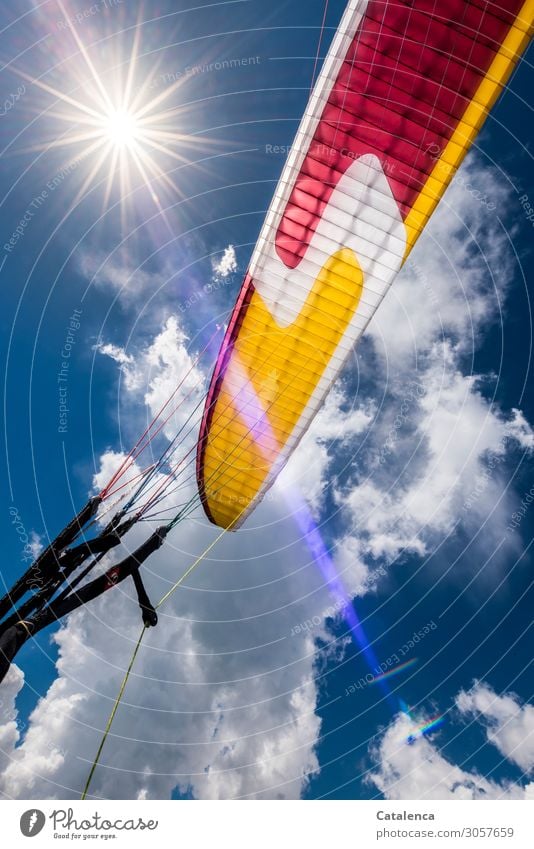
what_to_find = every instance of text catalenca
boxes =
[377,811,435,820]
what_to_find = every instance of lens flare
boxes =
[401,700,446,744]
[371,657,419,685]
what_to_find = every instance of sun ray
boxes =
[40,110,109,129]
[136,125,203,145]
[132,143,182,198]
[122,14,142,112]
[101,143,122,214]
[138,135,197,166]
[71,140,112,209]
[119,149,130,236]
[12,65,105,122]
[14,133,103,159]
[127,52,179,117]
[56,0,115,115]
[126,141,174,235]
[128,142,162,203]
[132,73,190,121]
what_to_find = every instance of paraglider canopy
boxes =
[196,0,534,529]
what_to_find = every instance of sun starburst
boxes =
[104,109,140,149]
[15,3,210,224]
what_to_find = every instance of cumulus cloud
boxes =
[99,316,206,451]
[456,683,534,774]
[368,156,517,368]
[277,385,375,517]
[0,666,24,785]
[139,316,205,431]
[212,245,237,279]
[505,409,534,451]
[0,505,328,800]
[369,709,534,800]
[331,157,533,571]
[334,350,533,565]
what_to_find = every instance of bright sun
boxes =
[104,110,140,149]
[15,5,201,219]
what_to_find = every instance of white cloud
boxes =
[368,157,516,370]
[332,158,533,568]
[91,451,130,495]
[0,508,328,799]
[0,676,86,798]
[369,710,533,800]
[28,532,44,561]
[457,683,534,774]
[333,350,533,567]
[0,665,24,787]
[212,245,237,279]
[333,534,380,599]
[505,409,534,451]
[94,341,134,367]
[78,251,159,300]
[140,316,204,434]
[119,316,205,416]
[277,385,375,517]
[102,316,206,449]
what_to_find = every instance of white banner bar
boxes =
[2,799,533,848]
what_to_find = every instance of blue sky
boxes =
[0,0,533,800]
